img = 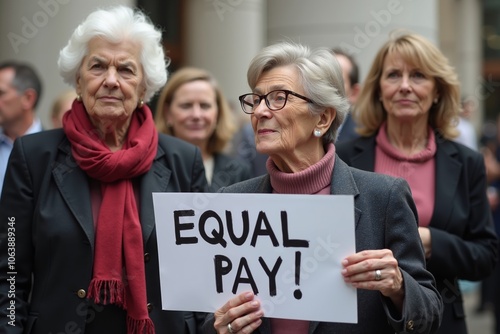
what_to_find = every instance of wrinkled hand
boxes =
[342,249,404,310]
[213,291,263,334]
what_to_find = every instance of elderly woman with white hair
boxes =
[201,42,443,334]
[0,6,207,334]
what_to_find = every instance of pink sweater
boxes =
[266,143,336,333]
[374,123,436,227]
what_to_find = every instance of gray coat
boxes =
[202,156,443,334]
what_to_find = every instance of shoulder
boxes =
[158,133,198,152]
[214,153,251,173]
[13,129,67,158]
[218,175,270,193]
[157,133,204,163]
[17,128,65,146]
[336,136,375,158]
[437,138,484,164]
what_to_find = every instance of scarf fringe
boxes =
[127,316,155,334]
[87,279,125,306]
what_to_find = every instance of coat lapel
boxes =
[430,140,461,228]
[308,157,361,334]
[139,145,172,244]
[52,140,173,250]
[52,138,95,249]
[331,156,362,229]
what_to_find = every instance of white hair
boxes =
[58,6,168,102]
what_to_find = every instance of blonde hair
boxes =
[155,67,236,154]
[354,32,461,139]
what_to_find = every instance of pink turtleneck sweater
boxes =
[266,143,336,333]
[374,123,436,227]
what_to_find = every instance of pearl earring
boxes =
[433,98,438,104]
[76,95,82,102]
[314,129,322,137]
[138,100,144,108]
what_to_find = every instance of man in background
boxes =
[332,48,361,143]
[0,61,43,191]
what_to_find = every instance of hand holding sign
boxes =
[213,291,263,334]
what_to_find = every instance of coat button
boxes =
[77,289,86,299]
[406,320,414,331]
[147,303,153,313]
[144,253,151,262]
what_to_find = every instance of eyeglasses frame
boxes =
[238,89,315,114]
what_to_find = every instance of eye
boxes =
[412,71,426,79]
[119,66,134,74]
[200,103,212,110]
[179,103,192,109]
[90,63,104,70]
[386,71,400,79]
[271,91,287,102]
[250,95,260,106]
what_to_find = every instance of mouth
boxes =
[396,99,414,104]
[257,129,276,135]
[98,96,121,102]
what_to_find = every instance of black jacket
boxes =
[0,129,208,333]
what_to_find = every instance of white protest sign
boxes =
[152,192,357,323]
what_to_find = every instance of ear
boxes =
[21,88,37,110]
[75,71,82,96]
[316,107,336,133]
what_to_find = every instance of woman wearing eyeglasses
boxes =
[200,42,442,334]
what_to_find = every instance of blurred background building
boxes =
[0,0,499,131]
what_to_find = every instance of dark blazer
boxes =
[0,129,208,334]
[336,111,359,143]
[202,157,443,334]
[209,153,252,192]
[336,134,499,334]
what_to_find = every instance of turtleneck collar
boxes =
[376,122,436,162]
[267,143,335,194]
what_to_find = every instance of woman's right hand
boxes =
[213,291,263,334]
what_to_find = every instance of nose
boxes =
[399,74,411,92]
[191,104,203,117]
[104,67,119,88]
[252,98,271,119]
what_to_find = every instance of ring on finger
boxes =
[228,322,235,334]
[375,269,382,281]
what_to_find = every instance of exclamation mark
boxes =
[294,251,302,300]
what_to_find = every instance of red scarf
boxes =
[63,100,157,334]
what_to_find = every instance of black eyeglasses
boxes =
[238,89,315,114]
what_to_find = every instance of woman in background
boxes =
[155,67,251,191]
[336,32,498,334]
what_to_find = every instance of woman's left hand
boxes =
[342,249,404,309]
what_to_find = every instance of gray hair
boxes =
[247,42,350,144]
[58,6,168,102]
